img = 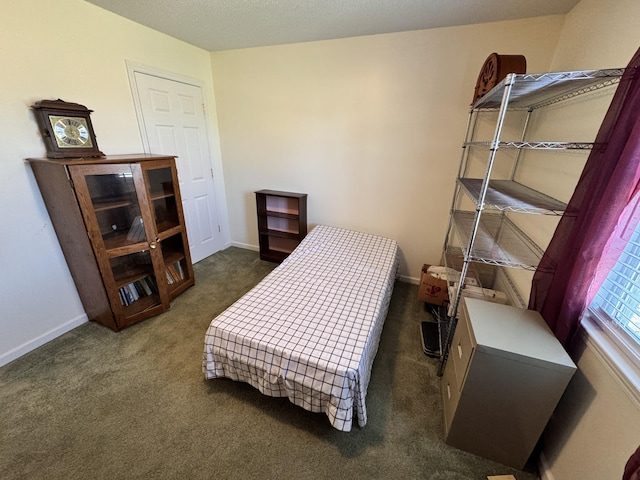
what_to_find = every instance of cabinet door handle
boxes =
[149,241,157,249]
[447,383,451,400]
[457,343,463,358]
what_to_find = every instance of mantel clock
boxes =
[32,99,104,159]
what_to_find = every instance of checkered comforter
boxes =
[202,225,399,431]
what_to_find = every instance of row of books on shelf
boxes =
[118,261,186,306]
[165,261,185,285]
[118,275,158,306]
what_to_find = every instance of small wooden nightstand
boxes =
[255,190,307,263]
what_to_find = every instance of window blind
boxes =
[591,224,640,345]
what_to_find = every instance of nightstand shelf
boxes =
[255,190,307,263]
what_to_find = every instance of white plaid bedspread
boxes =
[202,225,399,431]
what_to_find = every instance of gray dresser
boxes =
[441,297,576,469]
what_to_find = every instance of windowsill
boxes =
[581,310,640,407]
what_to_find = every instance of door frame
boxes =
[125,60,230,253]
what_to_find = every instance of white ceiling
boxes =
[85,0,581,51]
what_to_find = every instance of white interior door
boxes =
[132,71,223,263]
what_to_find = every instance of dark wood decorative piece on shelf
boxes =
[255,190,307,263]
[472,53,526,104]
[27,154,194,331]
[31,99,105,159]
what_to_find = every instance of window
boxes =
[590,213,640,365]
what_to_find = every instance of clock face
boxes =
[48,115,94,148]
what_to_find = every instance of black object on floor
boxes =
[421,303,451,358]
[420,321,442,358]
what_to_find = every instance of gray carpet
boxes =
[1,247,540,480]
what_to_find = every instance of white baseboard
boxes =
[399,275,419,284]
[0,314,88,368]
[229,241,259,251]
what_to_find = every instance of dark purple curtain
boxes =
[624,446,640,480]
[528,47,640,347]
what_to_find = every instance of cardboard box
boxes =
[418,264,449,306]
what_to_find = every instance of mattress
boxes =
[202,225,399,431]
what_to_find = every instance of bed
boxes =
[202,225,399,431]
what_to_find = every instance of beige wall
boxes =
[550,0,640,70]
[211,16,565,280]
[0,0,222,364]
[542,329,640,480]
[533,1,640,479]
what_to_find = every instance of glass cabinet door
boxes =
[70,163,166,322]
[108,250,160,310]
[83,166,147,250]
[143,163,193,297]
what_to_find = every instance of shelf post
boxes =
[438,74,516,377]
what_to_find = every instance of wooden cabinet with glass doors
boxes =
[27,154,194,331]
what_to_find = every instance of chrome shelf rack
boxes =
[436,68,624,376]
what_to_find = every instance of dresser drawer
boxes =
[450,306,474,390]
[441,357,461,435]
